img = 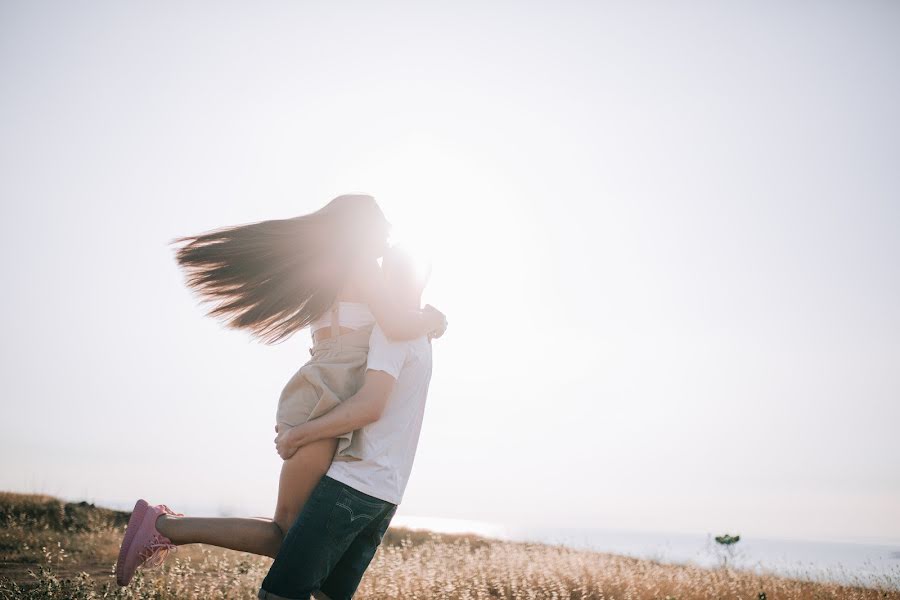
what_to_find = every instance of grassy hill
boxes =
[0,491,895,599]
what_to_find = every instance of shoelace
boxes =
[139,504,185,569]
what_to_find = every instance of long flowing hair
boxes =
[171,194,389,344]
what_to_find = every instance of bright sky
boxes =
[1,1,898,545]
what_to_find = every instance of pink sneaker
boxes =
[115,498,184,586]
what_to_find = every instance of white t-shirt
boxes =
[325,324,433,505]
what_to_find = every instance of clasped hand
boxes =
[273,424,301,460]
[424,304,447,340]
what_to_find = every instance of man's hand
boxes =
[424,304,447,340]
[274,425,302,460]
[271,371,396,462]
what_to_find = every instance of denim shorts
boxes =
[258,475,397,600]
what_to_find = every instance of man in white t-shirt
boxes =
[258,248,441,600]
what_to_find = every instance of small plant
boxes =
[713,533,741,568]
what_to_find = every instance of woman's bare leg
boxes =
[271,438,339,536]
[155,438,339,559]
[155,515,283,558]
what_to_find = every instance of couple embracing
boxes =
[115,195,448,599]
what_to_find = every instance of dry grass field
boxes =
[1,491,897,599]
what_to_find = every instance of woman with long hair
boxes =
[115,194,446,586]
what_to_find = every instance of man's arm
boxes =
[275,369,396,459]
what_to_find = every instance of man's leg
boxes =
[316,503,397,600]
[258,476,347,600]
[258,477,390,600]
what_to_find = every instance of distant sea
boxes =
[393,516,900,591]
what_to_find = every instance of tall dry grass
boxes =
[1,491,897,599]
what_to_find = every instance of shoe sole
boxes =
[116,499,149,586]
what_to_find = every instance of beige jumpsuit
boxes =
[275,304,374,461]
